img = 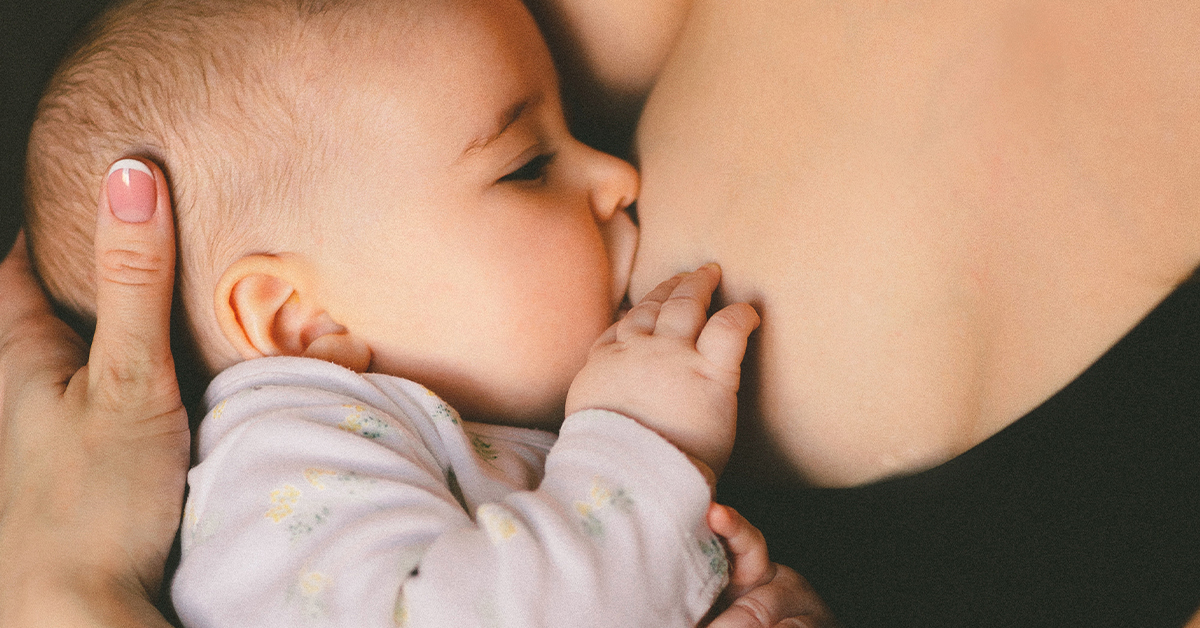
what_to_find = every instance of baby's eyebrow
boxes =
[461,97,532,159]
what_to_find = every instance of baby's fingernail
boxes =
[106,159,156,223]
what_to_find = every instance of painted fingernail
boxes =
[106,159,156,223]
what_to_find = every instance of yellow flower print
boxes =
[266,484,301,522]
[590,483,612,505]
[182,503,199,534]
[394,592,409,627]
[477,504,519,543]
[299,571,330,595]
[304,468,337,490]
[292,569,331,618]
[339,405,389,439]
[340,405,365,432]
[575,477,633,538]
[210,399,227,420]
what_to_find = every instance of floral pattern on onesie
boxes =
[172,357,729,628]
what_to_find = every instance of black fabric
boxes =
[718,278,1200,628]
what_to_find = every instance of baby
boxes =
[25,0,762,626]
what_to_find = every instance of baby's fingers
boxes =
[617,272,684,338]
[696,302,760,374]
[709,504,774,597]
[653,263,721,339]
[707,565,838,628]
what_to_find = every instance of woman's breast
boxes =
[632,0,1200,487]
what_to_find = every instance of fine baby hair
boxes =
[26,0,412,371]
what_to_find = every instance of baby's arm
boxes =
[568,267,839,627]
[174,359,730,628]
[175,267,757,628]
[566,264,761,481]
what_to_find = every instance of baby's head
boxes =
[26,0,638,427]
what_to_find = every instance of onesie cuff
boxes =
[547,409,728,615]
[550,409,714,541]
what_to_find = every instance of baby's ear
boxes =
[215,254,371,372]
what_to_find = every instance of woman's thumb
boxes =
[88,158,180,405]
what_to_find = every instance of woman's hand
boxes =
[0,159,189,627]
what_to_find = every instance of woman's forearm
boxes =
[2,571,175,628]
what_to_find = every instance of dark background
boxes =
[2,0,112,258]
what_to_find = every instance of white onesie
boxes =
[171,357,729,627]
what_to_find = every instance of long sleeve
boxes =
[171,357,727,628]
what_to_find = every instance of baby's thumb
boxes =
[88,158,180,406]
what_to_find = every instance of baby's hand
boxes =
[565,264,759,479]
[708,504,775,599]
[706,504,839,628]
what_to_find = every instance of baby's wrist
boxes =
[565,405,723,492]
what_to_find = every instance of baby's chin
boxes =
[462,399,567,433]
[439,374,571,433]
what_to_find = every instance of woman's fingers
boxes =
[0,233,86,396]
[0,157,190,624]
[82,157,189,589]
[88,159,181,410]
[0,233,49,325]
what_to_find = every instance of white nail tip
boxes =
[107,158,153,178]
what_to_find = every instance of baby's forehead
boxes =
[291,0,551,147]
[285,2,469,113]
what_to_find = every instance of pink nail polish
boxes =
[106,159,156,223]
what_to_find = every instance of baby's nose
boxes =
[588,150,639,222]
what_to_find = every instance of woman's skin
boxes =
[627,0,1200,489]
[552,0,1200,622]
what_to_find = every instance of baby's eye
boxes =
[498,153,554,183]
